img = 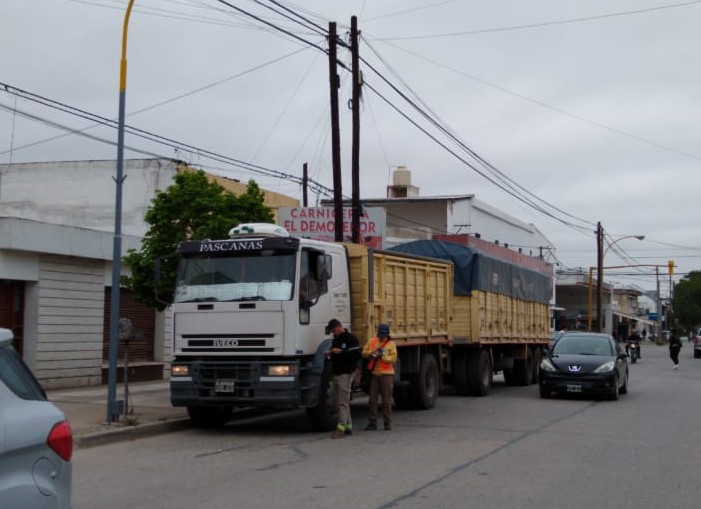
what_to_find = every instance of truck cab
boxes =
[169,223,350,429]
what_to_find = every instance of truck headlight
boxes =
[267,365,297,376]
[172,365,190,376]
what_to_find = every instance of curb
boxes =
[74,417,191,449]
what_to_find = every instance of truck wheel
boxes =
[513,348,533,386]
[187,405,233,428]
[452,350,470,396]
[411,354,439,410]
[305,367,337,431]
[467,349,492,397]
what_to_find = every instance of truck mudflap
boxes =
[170,359,301,409]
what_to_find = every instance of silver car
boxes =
[0,328,74,508]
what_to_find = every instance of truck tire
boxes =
[305,367,337,432]
[467,349,492,397]
[187,405,233,428]
[452,350,470,396]
[410,353,439,410]
[512,348,533,386]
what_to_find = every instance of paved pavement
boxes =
[47,380,190,449]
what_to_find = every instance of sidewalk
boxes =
[47,380,190,449]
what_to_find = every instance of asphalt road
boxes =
[73,343,701,509]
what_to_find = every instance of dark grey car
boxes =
[0,328,74,508]
[539,332,629,400]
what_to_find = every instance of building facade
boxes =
[0,158,298,389]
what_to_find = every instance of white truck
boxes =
[168,223,551,429]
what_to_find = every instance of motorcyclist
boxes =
[626,330,642,359]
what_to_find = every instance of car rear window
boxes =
[0,344,46,401]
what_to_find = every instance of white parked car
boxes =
[0,328,74,508]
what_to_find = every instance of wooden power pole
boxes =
[350,16,361,244]
[327,22,343,242]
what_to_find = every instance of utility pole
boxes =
[350,16,361,244]
[656,266,661,341]
[596,222,604,332]
[327,22,343,242]
[302,162,308,207]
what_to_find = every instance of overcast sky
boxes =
[2,0,700,293]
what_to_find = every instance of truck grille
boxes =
[181,333,275,353]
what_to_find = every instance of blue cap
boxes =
[377,324,390,338]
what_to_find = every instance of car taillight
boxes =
[47,420,73,462]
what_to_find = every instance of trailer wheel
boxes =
[467,349,492,397]
[452,350,470,396]
[410,353,439,410]
[513,348,534,386]
[187,405,233,428]
[305,366,337,431]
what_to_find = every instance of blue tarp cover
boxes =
[388,240,552,304]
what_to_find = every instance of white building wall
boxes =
[35,256,104,389]
[0,159,177,237]
[467,199,549,255]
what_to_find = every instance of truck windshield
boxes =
[173,253,296,303]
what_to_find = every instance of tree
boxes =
[123,170,274,309]
[671,270,701,333]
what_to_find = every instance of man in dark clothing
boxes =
[324,319,361,438]
[668,329,682,369]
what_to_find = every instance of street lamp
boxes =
[107,0,136,424]
[595,223,645,332]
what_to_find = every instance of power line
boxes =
[379,0,701,40]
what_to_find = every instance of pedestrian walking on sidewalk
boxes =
[362,323,397,431]
[669,329,682,369]
[324,319,361,438]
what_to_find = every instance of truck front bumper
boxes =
[170,359,303,409]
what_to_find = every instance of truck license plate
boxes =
[215,379,236,393]
[566,384,582,393]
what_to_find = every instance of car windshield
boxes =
[552,335,613,356]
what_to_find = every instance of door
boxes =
[0,280,24,356]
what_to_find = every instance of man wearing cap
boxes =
[362,323,398,431]
[324,319,361,439]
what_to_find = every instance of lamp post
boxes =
[595,225,645,332]
[107,0,135,424]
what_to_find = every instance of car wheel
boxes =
[539,385,551,399]
[608,374,619,401]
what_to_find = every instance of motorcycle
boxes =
[626,341,640,363]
